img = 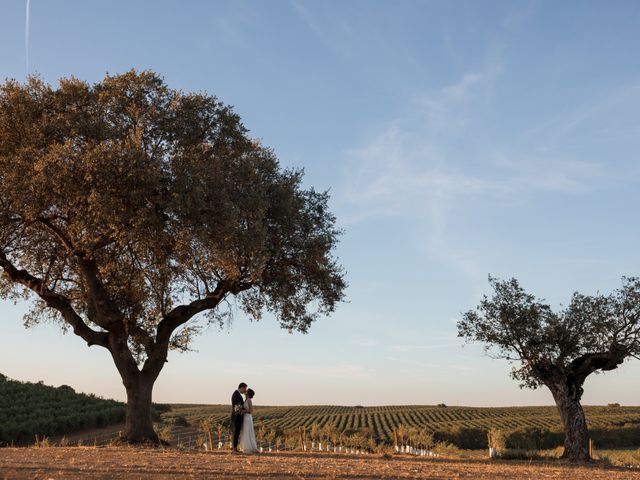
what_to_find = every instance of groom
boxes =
[231,382,248,452]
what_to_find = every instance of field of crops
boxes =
[0,373,125,445]
[163,403,640,447]
[4,369,640,450]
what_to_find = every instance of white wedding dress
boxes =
[238,399,258,453]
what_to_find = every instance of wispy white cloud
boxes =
[486,150,607,194]
[519,82,640,144]
[343,130,606,224]
[342,68,607,223]
[391,343,462,353]
[289,0,353,52]
[337,67,622,289]
[414,72,483,128]
[501,1,537,31]
[263,362,372,380]
[25,0,30,74]
[209,1,260,45]
[290,0,324,38]
[354,336,378,348]
[448,363,474,372]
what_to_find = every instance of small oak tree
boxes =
[0,71,346,443]
[458,276,640,461]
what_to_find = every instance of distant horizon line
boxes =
[4,373,635,409]
[164,402,637,408]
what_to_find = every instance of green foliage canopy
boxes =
[458,276,640,389]
[0,70,346,367]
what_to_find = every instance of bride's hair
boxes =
[247,388,255,398]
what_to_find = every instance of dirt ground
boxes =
[1,447,640,480]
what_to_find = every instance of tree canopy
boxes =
[458,276,640,460]
[0,70,346,442]
[458,276,640,390]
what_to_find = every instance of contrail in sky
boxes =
[25,0,30,74]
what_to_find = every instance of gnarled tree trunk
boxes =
[549,381,590,461]
[110,334,165,444]
[122,373,158,443]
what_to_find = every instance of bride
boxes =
[238,388,258,453]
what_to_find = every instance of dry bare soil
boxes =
[2,447,640,480]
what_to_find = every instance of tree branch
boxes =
[155,279,253,343]
[0,249,109,349]
[36,216,76,251]
[142,280,254,377]
[37,216,123,330]
[128,323,156,358]
[155,281,230,348]
[570,346,627,384]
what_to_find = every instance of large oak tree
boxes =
[0,71,346,443]
[458,276,640,461]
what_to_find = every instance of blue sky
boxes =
[1,0,640,406]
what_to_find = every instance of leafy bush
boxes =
[156,424,173,444]
[505,427,564,450]
[169,416,189,427]
[591,426,640,448]
[488,429,507,452]
[434,426,487,449]
[498,449,542,460]
[432,441,461,455]
[596,448,640,467]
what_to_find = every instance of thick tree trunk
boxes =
[108,333,164,445]
[549,382,590,461]
[121,373,159,444]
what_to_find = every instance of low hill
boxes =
[0,373,125,445]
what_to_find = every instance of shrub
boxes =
[498,449,541,460]
[591,426,640,448]
[156,425,173,444]
[152,403,172,421]
[596,448,640,467]
[432,441,461,455]
[434,426,486,449]
[170,416,189,427]
[504,427,564,450]
[487,429,507,452]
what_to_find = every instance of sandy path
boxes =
[1,447,639,479]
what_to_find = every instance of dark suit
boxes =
[231,390,244,449]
